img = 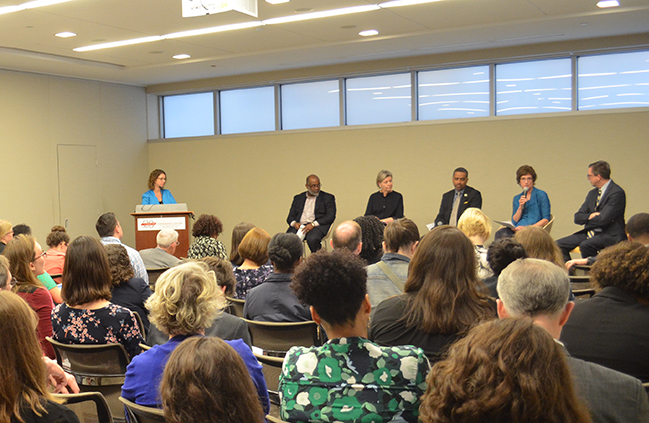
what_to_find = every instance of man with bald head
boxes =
[286,174,337,253]
[330,220,362,255]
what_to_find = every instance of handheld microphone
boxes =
[521,187,529,210]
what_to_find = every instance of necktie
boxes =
[450,192,461,226]
[587,189,602,239]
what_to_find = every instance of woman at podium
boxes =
[142,169,177,205]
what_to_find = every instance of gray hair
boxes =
[0,256,9,289]
[376,170,393,188]
[497,258,570,318]
[157,229,179,248]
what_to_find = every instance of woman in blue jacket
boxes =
[142,169,176,204]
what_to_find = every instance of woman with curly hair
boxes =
[44,225,69,281]
[370,226,495,363]
[142,169,177,205]
[420,317,592,423]
[161,337,265,423]
[187,214,227,260]
[561,241,649,382]
[353,215,384,265]
[121,261,269,413]
[233,228,272,299]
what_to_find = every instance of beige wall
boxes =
[148,109,649,251]
[0,70,148,246]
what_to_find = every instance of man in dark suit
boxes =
[286,174,336,253]
[497,258,649,423]
[434,167,482,226]
[557,161,626,262]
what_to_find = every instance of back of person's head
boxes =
[487,238,527,276]
[497,258,570,318]
[105,244,134,287]
[590,241,649,300]
[0,220,12,240]
[238,227,271,266]
[268,233,303,272]
[353,216,384,263]
[384,218,420,253]
[96,212,118,238]
[0,291,51,422]
[457,208,491,241]
[0,256,10,290]
[46,225,69,248]
[146,261,226,336]
[62,236,112,307]
[157,229,179,248]
[291,250,366,327]
[192,214,223,238]
[420,318,592,423]
[514,226,564,268]
[161,336,264,423]
[5,235,41,289]
[331,221,362,252]
[12,224,32,237]
[626,213,649,240]
[589,160,611,179]
[404,226,492,334]
[229,222,255,266]
[201,257,237,297]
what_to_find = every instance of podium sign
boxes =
[137,217,186,231]
[132,211,193,259]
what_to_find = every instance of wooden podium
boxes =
[131,210,193,259]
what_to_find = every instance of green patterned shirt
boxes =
[279,337,429,423]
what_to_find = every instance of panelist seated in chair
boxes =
[244,233,311,322]
[122,261,269,414]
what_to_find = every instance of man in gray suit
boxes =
[139,229,181,268]
[497,258,649,423]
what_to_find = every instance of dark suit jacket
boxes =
[574,180,626,241]
[286,191,336,234]
[434,185,482,225]
[567,354,649,423]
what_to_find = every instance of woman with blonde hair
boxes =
[514,226,564,267]
[161,337,265,423]
[0,291,80,423]
[365,169,404,224]
[233,227,272,299]
[458,207,493,279]
[420,318,592,423]
[0,219,13,254]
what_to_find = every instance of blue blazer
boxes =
[141,189,176,205]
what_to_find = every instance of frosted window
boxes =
[578,50,649,111]
[346,73,411,125]
[418,66,490,120]
[220,86,275,134]
[496,59,572,116]
[281,80,340,130]
[163,92,214,138]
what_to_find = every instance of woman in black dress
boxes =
[365,170,404,224]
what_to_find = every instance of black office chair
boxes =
[53,392,113,423]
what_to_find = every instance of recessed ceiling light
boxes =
[173,54,191,60]
[596,0,619,7]
[359,29,379,37]
[266,0,289,3]
[55,31,76,38]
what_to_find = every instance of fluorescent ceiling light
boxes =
[359,29,379,36]
[265,0,289,3]
[0,0,72,15]
[263,5,380,25]
[596,0,619,7]
[164,21,263,39]
[379,0,443,8]
[55,31,76,38]
[74,36,163,52]
[173,54,191,59]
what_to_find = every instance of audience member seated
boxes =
[12,223,31,237]
[0,256,13,291]
[514,225,564,267]
[105,244,153,332]
[366,218,419,309]
[229,222,255,267]
[6,235,55,358]
[187,214,227,260]
[97,212,148,283]
[369,226,495,363]
[147,258,252,347]
[139,229,181,268]
[161,337,265,423]
[330,220,363,254]
[0,219,13,254]
[420,318,592,423]
[279,250,429,423]
[0,291,80,423]
[497,258,649,423]
[244,233,311,322]
[122,261,269,413]
[353,215,384,265]
[44,225,68,281]
[233,228,272,299]
[458,207,493,279]
[561,242,649,383]
[51,236,143,358]
[482,238,527,298]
